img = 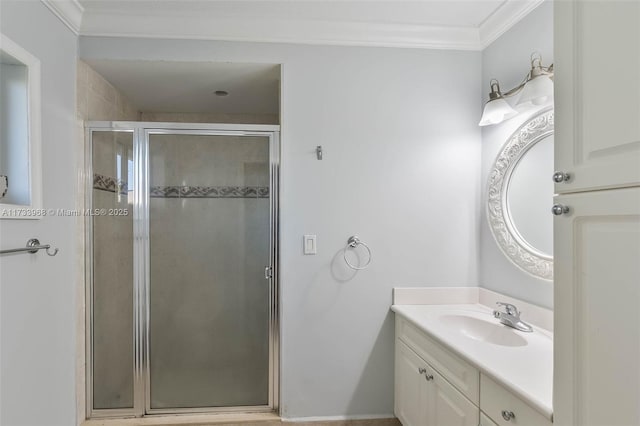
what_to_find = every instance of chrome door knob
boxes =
[501,410,515,421]
[553,171,571,183]
[552,204,570,215]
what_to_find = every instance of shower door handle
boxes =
[264,266,273,280]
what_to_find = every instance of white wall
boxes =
[480,1,554,309]
[0,1,78,425]
[80,37,482,418]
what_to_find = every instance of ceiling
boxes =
[84,59,280,114]
[42,0,545,50]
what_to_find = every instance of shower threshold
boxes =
[81,411,281,426]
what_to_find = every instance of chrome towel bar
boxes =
[0,238,59,256]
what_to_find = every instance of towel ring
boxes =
[343,236,372,270]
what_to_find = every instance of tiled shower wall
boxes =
[140,111,279,124]
[77,60,141,122]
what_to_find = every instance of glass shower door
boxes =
[146,132,272,411]
[89,130,135,413]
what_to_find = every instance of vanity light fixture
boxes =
[516,55,554,107]
[479,52,554,127]
[478,80,518,126]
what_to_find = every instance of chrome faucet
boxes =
[493,302,533,333]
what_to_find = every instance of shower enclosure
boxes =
[85,122,280,418]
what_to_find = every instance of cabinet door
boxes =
[554,187,640,425]
[554,0,640,193]
[395,340,429,426]
[427,365,478,426]
[480,412,498,426]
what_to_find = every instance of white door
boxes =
[395,340,429,426]
[428,365,478,426]
[554,0,640,193]
[553,187,640,425]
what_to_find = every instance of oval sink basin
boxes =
[439,314,528,347]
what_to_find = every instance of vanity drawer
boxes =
[396,316,479,404]
[480,374,552,426]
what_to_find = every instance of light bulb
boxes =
[516,75,554,107]
[479,98,518,126]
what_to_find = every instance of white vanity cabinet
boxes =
[395,316,552,426]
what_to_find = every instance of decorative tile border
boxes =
[93,174,269,198]
[150,185,269,198]
[93,174,128,195]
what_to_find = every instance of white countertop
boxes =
[392,303,553,421]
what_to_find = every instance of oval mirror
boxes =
[487,108,554,280]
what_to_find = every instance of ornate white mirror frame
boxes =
[487,107,554,280]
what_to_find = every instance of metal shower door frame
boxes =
[85,122,280,419]
[85,126,138,420]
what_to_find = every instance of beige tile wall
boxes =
[140,112,279,124]
[77,60,141,122]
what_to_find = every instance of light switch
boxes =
[303,235,317,255]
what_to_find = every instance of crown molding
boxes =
[79,14,482,50]
[41,0,544,51]
[41,0,83,35]
[479,0,546,49]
